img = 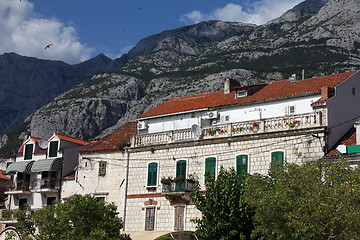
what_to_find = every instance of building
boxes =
[61,122,137,216]
[2,133,89,227]
[123,71,360,232]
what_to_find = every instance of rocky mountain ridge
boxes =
[2,0,360,156]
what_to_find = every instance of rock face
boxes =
[3,0,360,144]
[0,53,129,134]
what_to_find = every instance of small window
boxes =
[147,162,158,186]
[271,151,284,169]
[19,198,28,210]
[24,144,33,160]
[46,197,56,206]
[48,141,58,158]
[95,197,105,202]
[205,157,216,182]
[98,162,107,176]
[285,106,295,115]
[352,86,356,96]
[236,90,247,98]
[236,155,248,177]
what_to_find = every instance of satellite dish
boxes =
[38,139,48,149]
[336,144,347,154]
[191,124,202,136]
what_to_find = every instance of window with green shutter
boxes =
[271,151,284,168]
[205,157,216,182]
[99,161,107,176]
[24,144,33,160]
[48,141,58,158]
[176,160,186,179]
[236,155,248,177]
[147,162,158,186]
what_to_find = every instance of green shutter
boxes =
[24,144,33,160]
[147,162,158,186]
[236,155,248,177]
[176,160,186,178]
[205,157,216,182]
[271,151,284,168]
[48,141,58,157]
[98,162,107,176]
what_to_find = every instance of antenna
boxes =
[191,124,202,136]
[38,139,48,149]
[336,144,347,154]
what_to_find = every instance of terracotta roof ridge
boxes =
[55,133,90,145]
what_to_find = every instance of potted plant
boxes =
[161,176,173,184]
[250,121,260,133]
[174,175,185,182]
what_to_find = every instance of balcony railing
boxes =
[32,179,60,192]
[6,181,31,194]
[162,179,195,193]
[133,112,323,147]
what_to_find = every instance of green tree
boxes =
[5,194,131,240]
[244,160,360,240]
[190,167,254,240]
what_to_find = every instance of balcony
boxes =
[32,179,60,193]
[162,179,195,204]
[5,181,31,195]
[133,112,324,147]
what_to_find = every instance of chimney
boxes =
[224,78,241,94]
[302,69,305,80]
[321,86,332,99]
[224,78,231,94]
[355,120,360,145]
[289,74,298,82]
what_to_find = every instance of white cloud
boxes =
[180,0,304,25]
[0,0,93,64]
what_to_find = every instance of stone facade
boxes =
[125,124,327,231]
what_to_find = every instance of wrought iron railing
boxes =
[31,179,60,190]
[161,179,195,193]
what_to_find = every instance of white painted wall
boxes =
[327,71,360,148]
[144,94,321,134]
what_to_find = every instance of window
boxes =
[95,197,105,202]
[19,198,27,210]
[46,197,56,206]
[176,160,186,179]
[236,90,247,98]
[24,144,33,160]
[205,157,216,182]
[48,141,58,158]
[98,161,107,176]
[285,106,295,115]
[271,151,284,169]
[147,162,158,186]
[236,155,248,177]
[352,86,356,96]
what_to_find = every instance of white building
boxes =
[123,71,360,232]
[2,133,89,227]
[61,122,137,219]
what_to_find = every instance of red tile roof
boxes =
[55,133,90,146]
[139,71,356,118]
[326,128,357,157]
[80,121,137,153]
[0,170,10,181]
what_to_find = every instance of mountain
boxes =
[2,0,360,156]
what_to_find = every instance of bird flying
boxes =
[45,44,52,49]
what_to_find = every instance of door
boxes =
[174,205,185,231]
[145,207,155,231]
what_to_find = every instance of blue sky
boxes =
[0,0,304,64]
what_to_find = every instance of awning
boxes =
[30,158,62,172]
[6,161,34,174]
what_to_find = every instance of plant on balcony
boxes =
[161,176,173,183]
[232,127,244,133]
[174,175,185,182]
[289,120,300,128]
[250,121,260,133]
[206,128,227,136]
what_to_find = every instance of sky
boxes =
[0,0,304,64]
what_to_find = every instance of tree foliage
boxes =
[244,160,360,240]
[190,167,254,240]
[5,194,131,240]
